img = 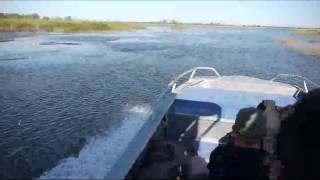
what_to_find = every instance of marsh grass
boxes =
[291,28,320,35]
[170,23,184,30]
[277,38,320,57]
[0,17,144,33]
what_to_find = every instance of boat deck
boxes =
[175,76,298,96]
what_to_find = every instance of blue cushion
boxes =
[169,99,221,116]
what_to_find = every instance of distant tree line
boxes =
[0,13,73,21]
[159,19,180,24]
[0,13,40,19]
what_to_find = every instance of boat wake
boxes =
[39,104,152,179]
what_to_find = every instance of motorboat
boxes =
[106,67,319,179]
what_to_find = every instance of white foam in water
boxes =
[39,104,152,179]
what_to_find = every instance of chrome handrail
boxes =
[270,74,320,93]
[170,67,221,93]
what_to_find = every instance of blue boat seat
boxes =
[171,88,297,120]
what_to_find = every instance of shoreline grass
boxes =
[0,17,144,33]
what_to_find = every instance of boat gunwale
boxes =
[170,66,319,96]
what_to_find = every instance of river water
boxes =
[0,27,319,178]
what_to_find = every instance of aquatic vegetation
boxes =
[291,28,320,35]
[0,56,28,61]
[40,42,80,45]
[0,17,144,33]
[170,23,184,30]
[277,38,320,57]
[0,39,14,42]
[308,39,320,43]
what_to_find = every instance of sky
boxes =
[1,1,320,28]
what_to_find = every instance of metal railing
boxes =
[170,67,221,93]
[169,67,319,94]
[270,74,320,93]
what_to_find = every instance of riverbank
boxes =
[277,38,320,57]
[142,22,291,30]
[0,17,144,33]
